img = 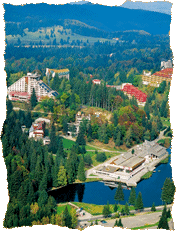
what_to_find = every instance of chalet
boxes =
[29,121,45,140]
[92,79,101,85]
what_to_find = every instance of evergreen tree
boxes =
[135,192,144,210]
[25,110,33,128]
[39,172,47,191]
[70,208,78,229]
[118,218,123,227]
[84,154,92,166]
[114,219,118,227]
[129,187,136,205]
[57,138,65,158]
[121,208,125,216]
[57,165,67,187]
[76,127,86,146]
[102,201,111,217]
[114,203,118,212]
[87,123,92,139]
[158,204,169,230]
[77,157,86,182]
[125,202,130,215]
[38,190,48,207]
[51,161,59,187]
[62,206,72,228]
[49,122,58,154]
[114,183,124,203]
[167,208,171,218]
[66,149,78,184]
[27,182,35,204]
[161,178,175,204]
[151,202,156,212]
[62,118,68,135]
[30,88,38,109]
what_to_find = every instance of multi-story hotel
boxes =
[7,72,59,101]
[142,68,173,87]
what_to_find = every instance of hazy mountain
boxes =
[4,3,171,35]
[121,0,172,15]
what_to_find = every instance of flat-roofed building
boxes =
[46,68,69,80]
[93,140,168,182]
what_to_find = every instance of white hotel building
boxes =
[7,73,58,101]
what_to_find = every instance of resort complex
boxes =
[92,140,168,186]
[7,72,59,101]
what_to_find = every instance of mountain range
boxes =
[4,2,171,35]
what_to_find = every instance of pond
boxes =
[49,147,172,207]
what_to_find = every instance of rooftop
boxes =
[48,68,69,73]
[152,68,173,78]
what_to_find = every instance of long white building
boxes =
[46,68,69,80]
[7,72,59,101]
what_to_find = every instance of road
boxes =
[78,206,174,230]
[97,212,174,230]
[77,204,173,223]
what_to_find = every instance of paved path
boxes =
[77,204,173,222]
[83,207,174,230]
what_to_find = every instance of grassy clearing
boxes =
[160,156,169,164]
[57,204,72,215]
[62,138,75,149]
[72,202,135,216]
[131,222,159,230]
[141,171,153,180]
[161,117,171,127]
[62,138,99,151]
[89,151,119,167]
[7,25,116,46]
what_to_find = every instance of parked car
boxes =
[101,220,107,224]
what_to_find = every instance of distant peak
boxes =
[69,0,90,5]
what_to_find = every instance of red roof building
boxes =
[142,68,173,87]
[92,79,101,85]
[122,84,147,105]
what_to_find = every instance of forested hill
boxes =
[4,3,171,35]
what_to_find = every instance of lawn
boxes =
[72,202,135,216]
[7,25,116,46]
[62,138,99,151]
[57,204,73,215]
[62,137,119,166]
[141,171,153,180]
[161,117,171,127]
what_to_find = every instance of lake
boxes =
[49,147,172,207]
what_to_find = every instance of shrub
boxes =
[96,152,107,162]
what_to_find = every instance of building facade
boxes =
[46,68,69,80]
[67,111,91,137]
[122,83,147,106]
[142,68,173,87]
[7,73,59,101]
[93,140,168,182]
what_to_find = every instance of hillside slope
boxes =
[4,3,171,35]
